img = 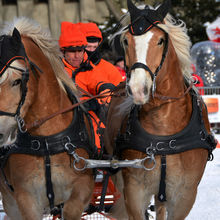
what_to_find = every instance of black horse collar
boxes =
[115,91,216,159]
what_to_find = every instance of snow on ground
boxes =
[149,146,220,220]
[186,147,220,220]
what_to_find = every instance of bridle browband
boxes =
[125,14,169,98]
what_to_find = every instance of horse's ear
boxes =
[156,0,171,19]
[12,28,21,43]
[127,0,140,17]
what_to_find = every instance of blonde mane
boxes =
[159,14,192,82]
[0,17,78,94]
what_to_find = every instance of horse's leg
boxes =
[13,189,44,220]
[108,171,128,220]
[154,196,166,220]
[166,150,208,220]
[123,168,151,220]
[0,177,23,220]
[0,190,23,220]
[63,172,94,220]
[2,188,44,220]
[166,186,197,220]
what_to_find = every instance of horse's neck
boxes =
[20,36,73,136]
[26,69,73,136]
[140,64,192,136]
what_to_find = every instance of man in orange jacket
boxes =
[59,22,114,149]
[78,22,123,86]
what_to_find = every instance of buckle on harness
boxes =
[31,140,41,150]
[15,115,27,133]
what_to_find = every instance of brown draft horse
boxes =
[105,0,216,219]
[0,17,95,220]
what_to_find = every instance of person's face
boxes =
[86,42,99,52]
[64,49,84,68]
[116,60,125,69]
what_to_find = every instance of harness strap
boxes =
[154,82,193,101]
[45,155,55,211]
[45,141,55,211]
[130,62,154,80]
[98,171,110,212]
[158,155,167,202]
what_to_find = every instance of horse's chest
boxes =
[51,165,74,202]
[9,155,74,202]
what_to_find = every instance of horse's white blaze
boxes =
[134,31,153,65]
[129,31,154,105]
[129,69,152,105]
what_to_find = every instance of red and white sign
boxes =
[206,17,220,43]
[203,95,220,123]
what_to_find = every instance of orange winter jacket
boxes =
[95,59,123,86]
[62,58,115,149]
[62,58,115,96]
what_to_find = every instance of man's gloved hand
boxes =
[97,89,111,105]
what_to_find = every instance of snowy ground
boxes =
[186,147,220,220]
[149,147,220,220]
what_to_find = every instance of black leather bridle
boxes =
[126,15,169,97]
[0,59,41,133]
[0,62,29,132]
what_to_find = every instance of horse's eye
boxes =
[158,38,164,46]
[12,79,21,87]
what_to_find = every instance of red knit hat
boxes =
[78,22,102,42]
[59,21,87,49]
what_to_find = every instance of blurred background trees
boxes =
[171,0,219,43]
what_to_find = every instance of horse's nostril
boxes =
[144,87,148,95]
[127,84,133,96]
[0,134,3,140]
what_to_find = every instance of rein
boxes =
[153,82,194,101]
[26,89,111,130]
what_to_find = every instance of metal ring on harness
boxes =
[64,142,88,171]
[141,156,156,171]
[15,115,27,133]
[73,156,87,171]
